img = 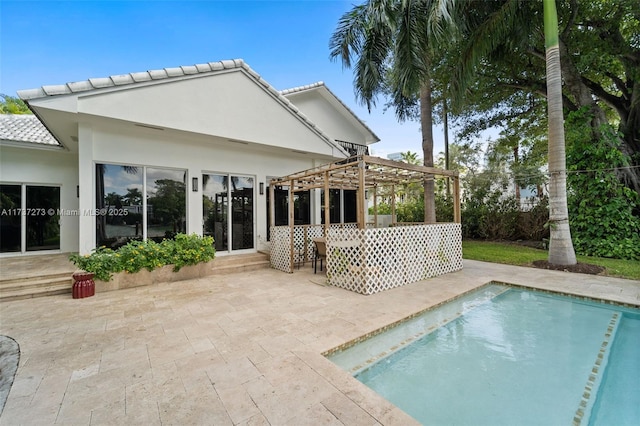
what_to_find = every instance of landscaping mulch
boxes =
[532,260,605,275]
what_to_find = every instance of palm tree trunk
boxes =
[420,80,436,223]
[544,0,576,265]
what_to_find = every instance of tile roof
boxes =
[17,59,347,156]
[0,114,59,146]
[18,59,247,100]
[280,82,380,143]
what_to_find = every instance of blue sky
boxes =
[0,0,447,158]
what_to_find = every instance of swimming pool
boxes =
[327,283,640,425]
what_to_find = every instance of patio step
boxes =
[209,252,271,275]
[0,252,271,300]
[0,272,74,302]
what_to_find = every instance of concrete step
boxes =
[209,252,271,275]
[0,273,73,302]
[0,252,272,300]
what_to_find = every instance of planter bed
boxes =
[94,260,215,292]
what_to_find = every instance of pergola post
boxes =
[323,170,330,237]
[357,158,366,229]
[288,180,295,272]
[453,176,461,223]
[373,186,378,228]
[269,183,275,229]
[391,184,396,225]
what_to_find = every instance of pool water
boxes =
[328,284,640,425]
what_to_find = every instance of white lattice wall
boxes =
[270,224,361,272]
[326,223,462,294]
[270,226,293,272]
[270,223,462,292]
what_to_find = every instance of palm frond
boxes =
[450,0,522,108]
[329,4,369,68]
[354,20,393,109]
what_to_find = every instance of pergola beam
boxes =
[268,155,461,227]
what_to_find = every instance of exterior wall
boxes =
[75,71,341,156]
[0,145,79,253]
[15,70,374,256]
[77,121,327,254]
[285,91,370,145]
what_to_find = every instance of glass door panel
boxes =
[231,176,253,250]
[146,168,186,241]
[266,186,289,241]
[343,190,357,223]
[26,186,60,251]
[0,184,60,253]
[203,174,254,252]
[0,184,22,253]
[96,164,143,249]
[203,174,228,251]
[321,189,341,224]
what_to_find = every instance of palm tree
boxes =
[543,0,576,265]
[434,0,577,265]
[400,151,421,165]
[330,0,452,223]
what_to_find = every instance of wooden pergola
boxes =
[268,155,463,293]
[269,154,460,233]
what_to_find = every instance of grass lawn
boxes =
[462,240,640,281]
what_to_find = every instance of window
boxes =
[266,187,310,240]
[321,189,357,224]
[96,163,186,249]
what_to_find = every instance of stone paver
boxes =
[0,260,638,425]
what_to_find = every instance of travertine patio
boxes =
[0,260,638,425]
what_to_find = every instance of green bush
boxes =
[435,193,454,222]
[461,183,523,240]
[566,110,640,260]
[70,233,216,281]
[517,197,550,241]
[369,193,453,223]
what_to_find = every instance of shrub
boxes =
[517,197,550,241]
[70,233,216,281]
[435,193,454,222]
[462,184,522,240]
[566,110,640,260]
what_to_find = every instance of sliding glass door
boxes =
[0,184,60,253]
[0,185,21,253]
[95,163,186,249]
[203,174,254,252]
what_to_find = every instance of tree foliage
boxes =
[566,109,640,260]
[330,0,457,223]
[0,94,30,114]
[446,0,640,194]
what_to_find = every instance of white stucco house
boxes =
[0,59,379,256]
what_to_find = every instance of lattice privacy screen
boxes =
[270,224,357,272]
[326,223,462,294]
[270,223,462,294]
[270,226,292,272]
